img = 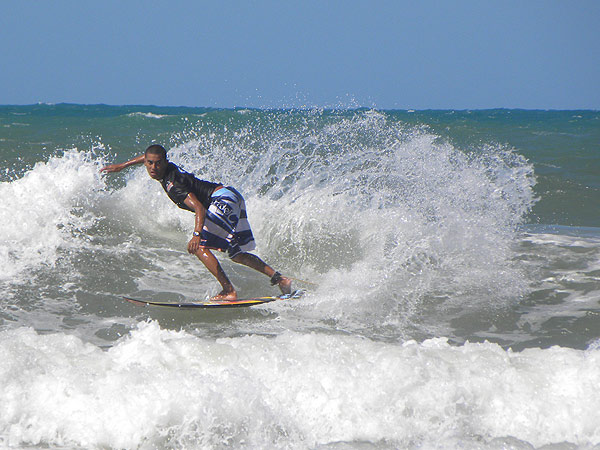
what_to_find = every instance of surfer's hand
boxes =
[100,163,125,173]
[188,236,201,254]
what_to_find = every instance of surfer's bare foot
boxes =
[278,276,292,295]
[210,290,237,302]
[270,271,292,295]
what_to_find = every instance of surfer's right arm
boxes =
[100,154,145,173]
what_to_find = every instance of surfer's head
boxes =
[144,145,168,180]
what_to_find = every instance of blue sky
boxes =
[1,1,598,109]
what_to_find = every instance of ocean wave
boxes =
[126,112,167,119]
[0,321,598,449]
[0,110,539,341]
[0,149,106,282]
[161,110,536,335]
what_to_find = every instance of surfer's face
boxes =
[144,153,168,180]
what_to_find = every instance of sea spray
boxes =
[0,149,105,282]
[0,105,598,449]
[0,109,536,341]
[159,110,536,335]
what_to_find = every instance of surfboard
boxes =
[123,289,305,309]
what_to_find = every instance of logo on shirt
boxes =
[166,181,174,192]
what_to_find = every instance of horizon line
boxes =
[1,102,599,112]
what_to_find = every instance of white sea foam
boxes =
[0,321,598,449]
[1,111,539,340]
[0,150,105,281]
[107,165,193,233]
[1,109,597,449]
[161,111,536,334]
[127,112,167,119]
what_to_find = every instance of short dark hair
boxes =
[145,144,167,159]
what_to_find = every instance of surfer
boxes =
[101,144,292,301]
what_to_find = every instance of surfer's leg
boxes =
[231,252,292,294]
[194,248,237,301]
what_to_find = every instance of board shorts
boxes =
[199,187,256,259]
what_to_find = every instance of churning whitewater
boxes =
[0,106,599,449]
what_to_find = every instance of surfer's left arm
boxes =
[184,192,207,254]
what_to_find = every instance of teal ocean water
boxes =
[1,105,599,449]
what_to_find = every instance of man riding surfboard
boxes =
[101,144,292,301]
